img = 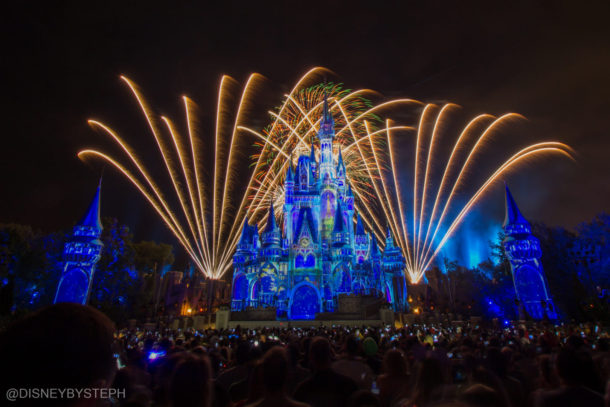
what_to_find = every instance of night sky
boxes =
[2,1,609,255]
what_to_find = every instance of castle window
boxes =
[295,255,304,268]
[232,274,248,300]
[299,162,308,190]
[305,254,315,268]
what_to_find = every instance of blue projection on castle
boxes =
[231,96,408,319]
[503,185,557,320]
[54,183,103,305]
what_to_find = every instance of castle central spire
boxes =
[317,92,336,180]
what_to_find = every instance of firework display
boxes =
[378,105,574,283]
[79,68,574,291]
[79,74,267,279]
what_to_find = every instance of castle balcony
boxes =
[232,299,247,311]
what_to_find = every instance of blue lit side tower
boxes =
[55,182,103,305]
[231,217,259,310]
[502,185,557,319]
[256,204,282,307]
[354,214,369,264]
[383,228,408,311]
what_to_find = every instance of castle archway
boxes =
[232,273,248,301]
[289,282,321,320]
[250,264,279,307]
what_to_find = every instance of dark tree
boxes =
[89,218,175,324]
[0,224,65,319]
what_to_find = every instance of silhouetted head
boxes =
[486,347,508,377]
[287,341,301,367]
[414,357,444,400]
[362,337,378,357]
[235,340,251,365]
[383,349,407,376]
[261,346,290,394]
[557,347,602,391]
[345,334,360,356]
[556,348,586,386]
[0,303,115,405]
[169,353,212,407]
[309,336,333,370]
[459,384,502,407]
[566,334,585,350]
[348,389,381,407]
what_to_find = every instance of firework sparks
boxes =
[242,80,421,243]
[375,105,575,283]
[79,74,271,279]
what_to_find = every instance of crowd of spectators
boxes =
[1,303,609,407]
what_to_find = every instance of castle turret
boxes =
[285,160,294,200]
[383,227,404,269]
[382,227,408,311]
[345,184,354,210]
[297,155,312,192]
[284,160,295,243]
[370,233,381,260]
[385,227,394,248]
[318,93,335,136]
[332,200,349,247]
[262,203,281,247]
[309,143,317,180]
[504,185,530,235]
[55,181,103,305]
[237,217,257,253]
[355,214,365,236]
[336,149,346,188]
[354,214,369,264]
[317,93,335,181]
[238,217,250,247]
[502,185,556,319]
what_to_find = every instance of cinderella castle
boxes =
[231,96,408,319]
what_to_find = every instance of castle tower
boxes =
[317,94,340,244]
[54,182,103,305]
[284,163,295,243]
[309,143,317,180]
[332,200,349,247]
[236,217,258,257]
[369,234,381,260]
[336,149,346,189]
[354,214,369,264]
[262,203,281,248]
[502,185,557,319]
[382,228,408,310]
[231,217,258,310]
[317,93,335,181]
[297,155,312,192]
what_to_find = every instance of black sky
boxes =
[2,0,609,248]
